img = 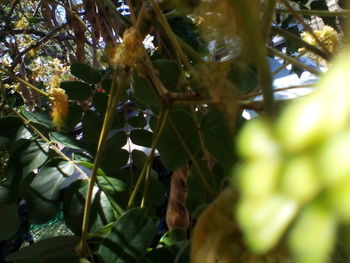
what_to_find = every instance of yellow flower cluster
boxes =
[48,76,68,130]
[15,17,29,29]
[299,25,340,62]
[104,27,143,69]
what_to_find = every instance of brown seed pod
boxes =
[98,12,115,45]
[83,0,101,42]
[41,0,55,29]
[166,164,190,231]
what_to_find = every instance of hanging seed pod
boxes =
[66,5,86,62]
[98,12,115,45]
[83,0,101,42]
[41,0,55,29]
[166,164,190,231]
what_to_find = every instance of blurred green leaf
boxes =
[97,207,159,263]
[70,63,101,84]
[0,203,20,241]
[6,236,80,263]
[61,81,93,101]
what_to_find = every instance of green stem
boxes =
[0,68,49,97]
[168,117,214,197]
[275,8,350,16]
[235,0,275,118]
[13,110,89,179]
[148,0,190,70]
[279,0,331,58]
[271,27,330,61]
[127,107,170,208]
[262,0,278,41]
[267,46,321,75]
[79,71,128,256]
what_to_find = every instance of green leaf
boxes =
[49,132,84,150]
[22,110,52,128]
[92,92,108,116]
[145,171,165,206]
[186,163,210,218]
[70,63,101,84]
[6,236,80,263]
[61,81,93,101]
[128,114,147,128]
[66,104,83,130]
[0,115,22,146]
[106,131,127,149]
[228,62,258,95]
[100,131,129,173]
[131,73,159,107]
[130,129,153,148]
[131,150,148,169]
[158,110,199,170]
[139,241,190,263]
[63,179,114,236]
[97,174,129,216]
[0,140,49,203]
[201,108,235,169]
[0,203,20,241]
[97,207,159,263]
[153,60,180,90]
[82,110,102,151]
[101,149,129,174]
[26,160,74,224]
[158,229,187,247]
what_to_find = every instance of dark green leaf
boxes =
[128,114,147,128]
[82,110,102,151]
[0,203,20,241]
[101,149,129,174]
[106,131,127,149]
[49,132,84,150]
[145,171,165,206]
[61,81,93,101]
[130,129,153,148]
[229,62,258,95]
[153,60,180,90]
[131,73,159,107]
[0,140,49,203]
[201,108,235,169]
[6,236,80,263]
[0,116,22,146]
[63,179,114,236]
[66,104,83,130]
[22,110,52,128]
[158,110,199,170]
[26,160,74,224]
[131,149,148,169]
[97,207,159,263]
[70,63,101,84]
[93,92,108,116]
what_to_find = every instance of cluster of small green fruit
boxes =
[234,49,350,263]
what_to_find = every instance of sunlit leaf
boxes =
[97,207,159,263]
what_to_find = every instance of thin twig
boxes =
[267,46,321,75]
[279,0,331,58]
[242,83,315,99]
[271,26,330,61]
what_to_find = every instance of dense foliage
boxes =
[0,0,348,262]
